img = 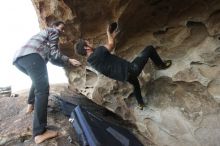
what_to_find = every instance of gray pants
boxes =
[14,53,49,137]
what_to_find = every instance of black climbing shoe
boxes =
[157,60,172,70]
[138,103,145,110]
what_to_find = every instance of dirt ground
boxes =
[0,83,148,146]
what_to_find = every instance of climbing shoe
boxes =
[156,60,172,70]
[138,103,145,110]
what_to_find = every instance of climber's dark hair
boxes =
[52,20,65,27]
[74,39,87,56]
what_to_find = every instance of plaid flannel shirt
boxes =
[13,27,69,66]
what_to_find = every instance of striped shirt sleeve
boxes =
[48,28,69,66]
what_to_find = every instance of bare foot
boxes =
[34,130,58,144]
[26,104,34,114]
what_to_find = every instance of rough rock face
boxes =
[31,0,220,145]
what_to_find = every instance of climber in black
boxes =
[74,22,172,110]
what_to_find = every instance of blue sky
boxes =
[0,0,68,91]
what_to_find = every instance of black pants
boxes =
[127,46,165,104]
[14,53,49,137]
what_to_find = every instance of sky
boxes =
[0,0,68,91]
